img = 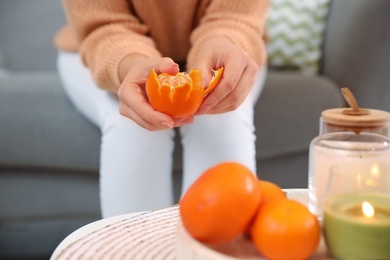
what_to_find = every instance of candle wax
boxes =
[324,192,390,260]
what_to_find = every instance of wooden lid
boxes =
[322,108,390,127]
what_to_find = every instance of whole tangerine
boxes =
[258,180,286,205]
[250,199,321,260]
[244,180,287,236]
[179,162,261,245]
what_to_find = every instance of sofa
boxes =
[1,0,389,259]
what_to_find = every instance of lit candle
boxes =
[308,135,390,219]
[323,193,390,259]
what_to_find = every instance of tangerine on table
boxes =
[250,199,321,260]
[179,162,261,245]
[258,180,286,205]
[146,67,223,118]
[244,180,286,236]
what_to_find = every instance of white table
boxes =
[51,189,332,260]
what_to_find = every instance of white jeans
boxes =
[57,51,266,218]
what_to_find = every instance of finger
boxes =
[155,57,180,75]
[119,105,156,130]
[206,92,243,114]
[121,103,175,131]
[194,62,213,89]
[207,103,244,115]
[119,83,174,130]
[197,61,245,115]
[173,116,195,127]
[207,65,257,114]
[129,94,174,129]
[121,106,173,131]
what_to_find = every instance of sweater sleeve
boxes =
[187,0,269,70]
[61,0,162,91]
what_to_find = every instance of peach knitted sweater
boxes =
[55,0,268,91]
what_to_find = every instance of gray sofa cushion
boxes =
[0,170,100,219]
[0,71,343,174]
[255,71,344,160]
[0,1,66,72]
[0,73,100,172]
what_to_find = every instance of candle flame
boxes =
[362,201,375,218]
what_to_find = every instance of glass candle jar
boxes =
[308,107,390,220]
[308,132,390,220]
[322,158,390,259]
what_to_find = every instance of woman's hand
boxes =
[191,36,259,115]
[117,55,194,131]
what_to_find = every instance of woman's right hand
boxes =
[117,55,195,131]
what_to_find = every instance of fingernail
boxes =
[196,105,211,115]
[161,121,173,128]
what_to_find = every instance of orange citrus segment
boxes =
[189,69,203,89]
[157,72,193,100]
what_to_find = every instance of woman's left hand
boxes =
[191,36,259,115]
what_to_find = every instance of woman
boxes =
[55,0,268,217]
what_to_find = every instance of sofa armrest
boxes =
[322,0,390,111]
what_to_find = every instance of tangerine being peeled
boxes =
[145,67,223,118]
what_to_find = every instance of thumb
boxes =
[197,65,213,89]
[156,57,180,75]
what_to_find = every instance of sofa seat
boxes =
[0,70,342,259]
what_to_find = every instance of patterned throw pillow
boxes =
[266,0,332,75]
